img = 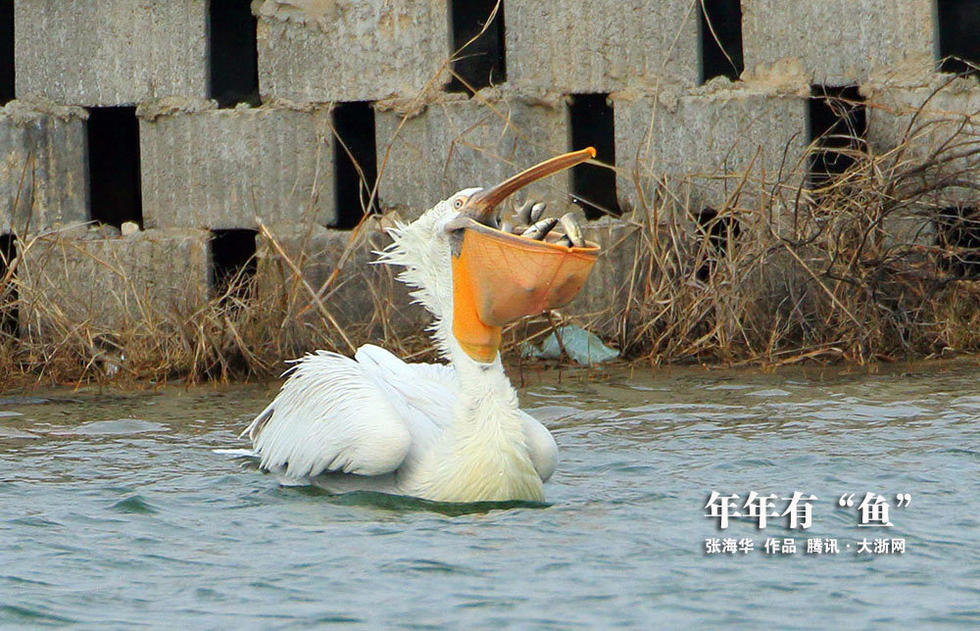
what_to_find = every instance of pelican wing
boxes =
[358,345,557,482]
[244,350,420,479]
[243,345,559,486]
[354,345,455,410]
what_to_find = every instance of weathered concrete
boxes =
[612,83,809,218]
[375,92,571,217]
[18,229,211,333]
[137,99,335,229]
[0,99,89,234]
[741,0,935,86]
[865,75,980,242]
[505,0,700,93]
[15,0,208,106]
[254,218,426,335]
[865,78,980,176]
[254,0,449,102]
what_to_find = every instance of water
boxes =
[1,361,978,628]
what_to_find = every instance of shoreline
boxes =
[3,353,977,394]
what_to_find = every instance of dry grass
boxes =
[0,218,602,387]
[3,5,980,384]
[596,76,980,367]
[0,219,434,387]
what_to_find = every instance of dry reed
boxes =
[597,76,980,367]
[3,7,980,384]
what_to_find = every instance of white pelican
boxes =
[242,148,600,503]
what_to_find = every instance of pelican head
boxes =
[380,148,600,364]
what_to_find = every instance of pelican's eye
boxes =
[452,196,467,210]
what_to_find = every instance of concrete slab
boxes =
[374,92,570,218]
[613,84,809,222]
[137,99,335,229]
[866,78,980,180]
[865,75,980,242]
[254,218,426,337]
[505,0,700,93]
[254,0,450,102]
[15,0,208,106]
[18,228,211,333]
[0,99,89,234]
[741,0,935,86]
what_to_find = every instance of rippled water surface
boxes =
[1,361,978,628]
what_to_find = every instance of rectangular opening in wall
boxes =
[333,101,379,229]
[808,85,866,187]
[87,107,143,228]
[694,207,741,282]
[699,0,744,83]
[448,0,506,93]
[935,205,980,278]
[0,234,16,335]
[0,0,13,104]
[208,0,260,107]
[568,93,620,220]
[937,0,980,76]
[210,229,257,302]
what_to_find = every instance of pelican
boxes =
[242,148,600,503]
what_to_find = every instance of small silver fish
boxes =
[558,213,585,247]
[520,217,559,240]
[530,202,546,223]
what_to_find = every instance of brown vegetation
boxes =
[4,46,980,384]
[599,76,980,367]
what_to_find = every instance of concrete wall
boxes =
[375,92,569,216]
[866,79,980,193]
[4,0,980,342]
[0,99,89,234]
[613,85,809,216]
[254,218,425,334]
[138,99,335,229]
[505,0,700,93]
[741,0,936,86]
[864,74,980,240]
[15,0,208,106]
[18,229,210,333]
[254,0,450,102]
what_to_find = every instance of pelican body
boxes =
[243,149,599,503]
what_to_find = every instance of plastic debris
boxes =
[523,325,620,365]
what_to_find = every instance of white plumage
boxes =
[243,189,558,503]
